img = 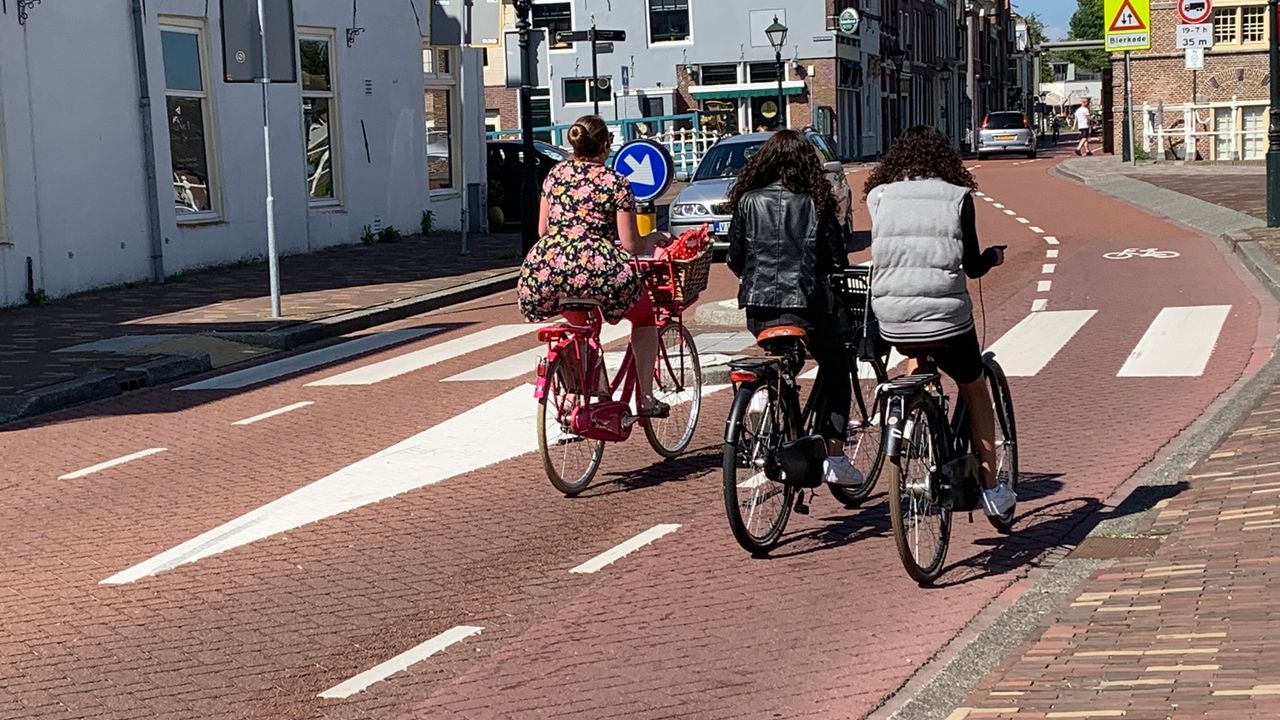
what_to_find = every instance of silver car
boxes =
[977,111,1037,160]
[669,132,854,249]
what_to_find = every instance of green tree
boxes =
[1023,13,1056,84]
[1062,0,1109,73]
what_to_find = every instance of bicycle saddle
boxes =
[755,325,808,348]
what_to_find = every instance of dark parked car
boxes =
[486,140,571,228]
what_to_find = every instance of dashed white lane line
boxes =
[982,196,995,202]
[569,524,681,574]
[993,203,1006,209]
[1038,280,1052,292]
[974,191,986,197]
[309,324,531,386]
[176,329,437,391]
[59,448,167,480]
[1031,299,1048,312]
[1043,264,1057,274]
[318,625,483,699]
[1003,210,1017,216]
[1044,236,1060,245]
[1047,249,1059,258]
[232,401,315,426]
[1118,305,1232,378]
[1030,226,1045,233]
[1017,217,1030,224]
[987,310,1097,377]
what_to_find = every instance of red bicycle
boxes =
[533,251,710,496]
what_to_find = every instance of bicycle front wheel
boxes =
[829,355,889,507]
[984,358,1019,533]
[645,322,703,458]
[723,384,795,555]
[889,394,952,585]
[537,352,605,497]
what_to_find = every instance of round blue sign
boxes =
[611,139,674,204]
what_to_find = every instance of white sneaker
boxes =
[982,482,1017,517]
[823,455,866,488]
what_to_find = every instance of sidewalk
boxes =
[0,232,522,425]
[887,158,1280,719]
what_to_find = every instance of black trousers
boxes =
[746,307,850,443]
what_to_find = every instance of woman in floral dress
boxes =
[518,115,671,416]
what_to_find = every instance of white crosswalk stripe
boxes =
[307,324,531,386]
[444,322,632,382]
[986,310,1097,377]
[1118,306,1232,377]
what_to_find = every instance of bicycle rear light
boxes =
[729,370,758,383]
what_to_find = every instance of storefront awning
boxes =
[689,80,806,100]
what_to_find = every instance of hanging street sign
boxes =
[837,8,861,36]
[611,140,674,204]
[1178,0,1213,25]
[1105,0,1151,52]
[1176,23,1214,48]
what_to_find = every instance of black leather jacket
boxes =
[726,182,848,310]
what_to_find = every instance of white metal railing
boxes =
[1143,98,1268,162]
[658,127,723,178]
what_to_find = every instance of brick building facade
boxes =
[1116,1,1270,161]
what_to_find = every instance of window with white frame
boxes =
[160,23,218,218]
[424,46,459,192]
[299,33,339,204]
[563,77,612,104]
[648,0,690,44]
[533,2,573,50]
[1213,5,1270,47]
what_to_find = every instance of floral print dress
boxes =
[518,160,642,324]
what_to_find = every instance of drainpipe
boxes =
[130,0,166,283]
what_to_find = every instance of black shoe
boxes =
[638,399,671,418]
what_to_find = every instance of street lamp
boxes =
[514,0,538,253]
[766,16,788,129]
[1268,0,1280,225]
[939,63,954,140]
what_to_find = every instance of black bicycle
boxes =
[880,352,1018,585]
[721,268,889,555]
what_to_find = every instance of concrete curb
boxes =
[1223,230,1280,303]
[0,270,518,427]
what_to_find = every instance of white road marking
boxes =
[1118,305,1232,378]
[232,401,315,426]
[1031,299,1048,312]
[799,350,905,381]
[1030,226,1045,233]
[308,325,530,386]
[569,524,681,574]
[1044,236,1060,245]
[444,322,631,382]
[692,331,758,354]
[103,383,730,584]
[1017,217,1030,224]
[176,329,437,391]
[1047,249,1059,258]
[1037,280,1052,292]
[974,192,986,197]
[1042,264,1056,274]
[59,448,167,480]
[318,626,482,699]
[987,310,1097,377]
[982,196,995,203]
[1003,210,1017,216]
[993,203,1005,209]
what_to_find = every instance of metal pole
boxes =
[776,49,785,129]
[1268,0,1280,226]
[1123,50,1134,165]
[129,0,165,284]
[591,17,600,116]
[967,6,979,155]
[516,0,538,254]
[459,0,471,255]
[256,0,282,318]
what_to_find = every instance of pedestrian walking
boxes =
[1050,115,1060,144]
[1074,99,1095,156]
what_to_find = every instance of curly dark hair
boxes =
[863,125,976,197]
[728,129,835,215]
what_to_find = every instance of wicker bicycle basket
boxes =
[637,248,714,310]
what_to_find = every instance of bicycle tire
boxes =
[889,393,952,585]
[644,323,703,458]
[537,352,605,496]
[829,355,889,507]
[723,384,796,555]
[984,358,1019,533]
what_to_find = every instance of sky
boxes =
[1012,0,1076,42]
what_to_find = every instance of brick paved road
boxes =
[0,152,1271,719]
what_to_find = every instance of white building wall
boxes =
[0,0,486,307]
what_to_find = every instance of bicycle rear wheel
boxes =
[889,394,952,585]
[984,358,1019,533]
[723,384,795,555]
[537,351,605,496]
[829,356,888,507]
[645,322,703,458]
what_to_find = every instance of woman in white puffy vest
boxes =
[864,126,1015,520]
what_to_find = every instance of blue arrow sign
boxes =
[611,139,673,204]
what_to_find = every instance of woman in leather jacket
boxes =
[724,130,863,488]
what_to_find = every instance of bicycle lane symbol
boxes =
[1103,248,1181,260]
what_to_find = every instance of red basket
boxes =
[636,248,714,310]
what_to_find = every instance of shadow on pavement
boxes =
[575,444,723,498]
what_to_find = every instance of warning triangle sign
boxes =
[1109,0,1147,32]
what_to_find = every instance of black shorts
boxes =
[893,327,984,385]
[1079,127,1093,138]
